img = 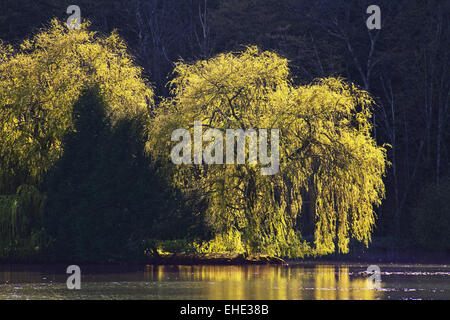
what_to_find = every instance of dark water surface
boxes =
[0,263,449,300]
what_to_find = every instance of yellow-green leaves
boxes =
[1,22,386,259]
[149,46,387,257]
[280,77,386,255]
[0,19,153,193]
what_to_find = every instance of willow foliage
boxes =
[0,185,47,259]
[149,46,387,257]
[0,20,154,258]
[0,19,153,193]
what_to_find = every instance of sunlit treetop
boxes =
[0,19,154,192]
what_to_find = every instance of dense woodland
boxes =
[0,0,449,262]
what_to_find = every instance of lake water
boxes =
[0,263,449,300]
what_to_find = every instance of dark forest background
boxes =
[1,0,449,260]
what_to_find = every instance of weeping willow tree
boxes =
[0,185,47,259]
[0,19,153,259]
[149,46,387,257]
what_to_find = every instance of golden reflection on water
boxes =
[144,264,380,300]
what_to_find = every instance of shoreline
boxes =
[1,249,449,267]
